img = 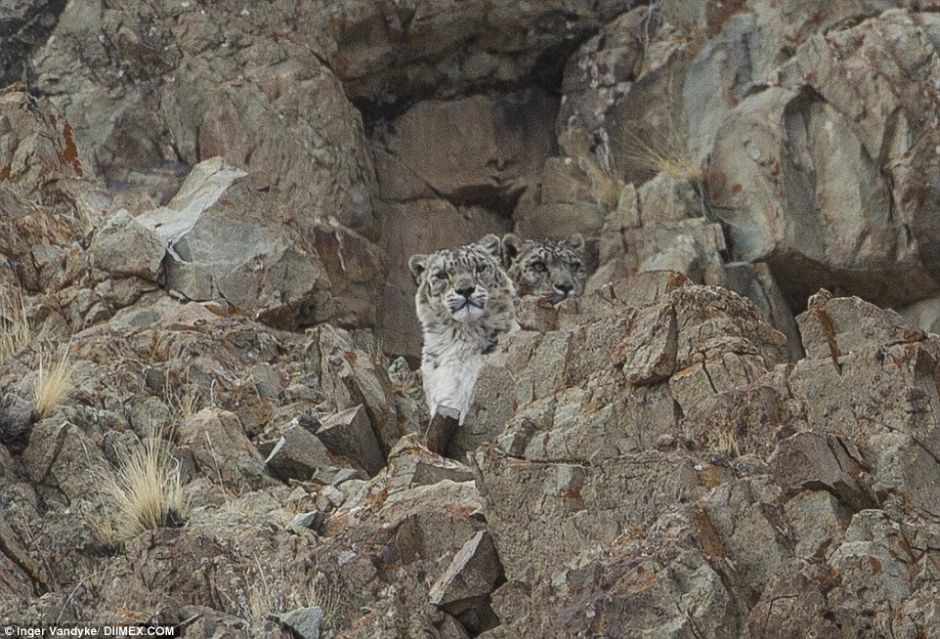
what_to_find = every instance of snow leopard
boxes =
[502,233,587,304]
[409,234,518,424]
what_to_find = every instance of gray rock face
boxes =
[90,210,165,280]
[316,404,385,477]
[6,2,940,637]
[429,531,503,616]
[708,11,940,307]
[273,606,323,639]
[265,424,336,482]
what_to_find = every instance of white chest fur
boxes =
[420,328,486,425]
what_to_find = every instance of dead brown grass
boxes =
[0,290,41,366]
[621,70,703,184]
[713,427,742,458]
[97,432,186,541]
[622,115,703,184]
[33,343,76,418]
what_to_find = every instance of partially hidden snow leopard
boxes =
[409,234,518,424]
[502,232,588,303]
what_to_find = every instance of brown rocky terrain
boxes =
[2,1,940,637]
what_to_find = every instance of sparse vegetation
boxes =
[33,343,76,418]
[164,368,203,421]
[622,115,703,184]
[0,289,40,366]
[97,431,186,541]
[713,427,742,458]
[621,70,703,184]
[234,562,341,629]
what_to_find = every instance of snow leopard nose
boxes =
[456,285,476,299]
[555,282,573,296]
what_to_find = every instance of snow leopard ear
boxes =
[502,233,524,267]
[477,234,502,260]
[565,233,585,252]
[408,254,429,285]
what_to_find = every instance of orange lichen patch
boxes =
[0,165,10,180]
[562,485,582,500]
[731,183,743,195]
[868,556,883,573]
[344,350,358,365]
[847,459,871,479]
[58,121,83,176]
[697,464,724,488]
[692,507,730,559]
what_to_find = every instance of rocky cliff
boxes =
[2,1,940,638]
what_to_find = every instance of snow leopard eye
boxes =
[475,262,488,274]
[433,270,448,280]
[570,260,583,270]
[530,260,547,273]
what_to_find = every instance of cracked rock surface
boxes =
[4,1,940,637]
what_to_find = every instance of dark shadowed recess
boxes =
[351,25,605,129]
[0,0,68,90]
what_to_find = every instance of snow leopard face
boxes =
[503,233,587,304]
[409,234,516,327]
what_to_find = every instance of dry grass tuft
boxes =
[98,432,186,541]
[0,290,40,366]
[621,69,703,184]
[713,427,742,458]
[622,116,703,184]
[33,344,76,418]
[235,563,341,628]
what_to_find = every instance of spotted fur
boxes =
[503,233,587,303]
[409,234,518,424]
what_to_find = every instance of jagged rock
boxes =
[784,490,851,560]
[273,606,323,639]
[826,510,920,636]
[310,325,399,451]
[747,561,839,639]
[708,10,940,307]
[868,431,940,520]
[178,408,269,493]
[680,369,799,458]
[265,424,337,482]
[426,411,459,457]
[475,446,725,582]
[669,285,789,412]
[20,420,108,503]
[32,1,380,234]
[788,299,940,451]
[429,531,503,616]
[7,0,940,634]
[796,294,923,361]
[135,159,337,329]
[723,261,803,361]
[0,516,46,598]
[288,511,325,534]
[316,404,385,477]
[699,476,792,600]
[375,91,553,207]
[327,0,635,105]
[0,395,33,446]
[622,302,677,385]
[383,434,474,491]
[769,431,875,511]
[90,209,165,280]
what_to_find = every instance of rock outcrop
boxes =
[4,1,940,637]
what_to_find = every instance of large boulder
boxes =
[135,158,383,329]
[707,11,940,308]
[30,1,380,235]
